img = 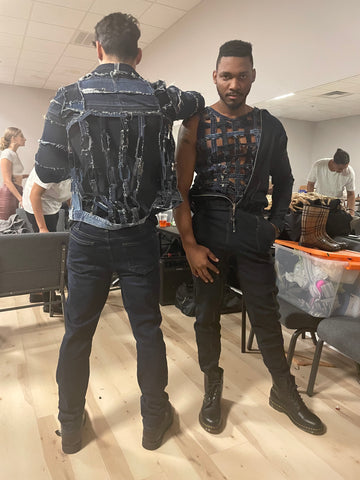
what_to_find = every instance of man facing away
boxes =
[35,12,204,454]
[174,40,326,436]
[307,148,356,215]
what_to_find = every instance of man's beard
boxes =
[218,89,244,110]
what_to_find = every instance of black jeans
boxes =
[26,211,59,232]
[192,198,290,379]
[56,220,169,431]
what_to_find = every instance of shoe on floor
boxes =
[59,412,86,454]
[29,292,44,303]
[142,403,174,450]
[269,374,326,435]
[199,367,224,434]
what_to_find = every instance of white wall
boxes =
[139,0,360,106]
[277,115,360,194]
[278,118,314,191]
[0,84,55,174]
[137,0,360,193]
[2,0,360,192]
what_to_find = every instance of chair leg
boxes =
[247,327,255,351]
[306,339,324,396]
[286,329,305,366]
[49,290,55,317]
[60,289,66,320]
[241,298,247,353]
[310,331,318,346]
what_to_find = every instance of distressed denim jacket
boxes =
[35,63,204,229]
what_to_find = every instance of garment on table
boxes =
[307,158,355,197]
[0,213,29,234]
[23,167,71,215]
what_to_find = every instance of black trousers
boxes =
[26,211,59,232]
[192,198,290,379]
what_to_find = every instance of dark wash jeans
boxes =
[192,198,290,379]
[56,219,169,431]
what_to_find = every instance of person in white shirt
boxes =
[23,166,71,313]
[306,148,356,215]
[0,127,28,219]
[23,166,71,233]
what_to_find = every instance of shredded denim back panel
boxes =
[192,107,262,201]
[35,64,204,229]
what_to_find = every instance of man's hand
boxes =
[185,243,219,283]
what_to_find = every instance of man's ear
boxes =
[135,48,142,65]
[212,70,217,84]
[96,41,103,62]
[252,68,256,83]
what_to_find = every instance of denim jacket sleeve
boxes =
[268,128,294,230]
[152,80,205,121]
[35,87,71,184]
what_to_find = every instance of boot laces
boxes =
[287,380,306,409]
[204,383,221,404]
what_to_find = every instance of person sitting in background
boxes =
[22,166,71,313]
[22,166,71,233]
[306,148,356,215]
[0,127,28,220]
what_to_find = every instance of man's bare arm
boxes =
[306,181,315,193]
[173,116,219,283]
[347,190,356,215]
[30,183,49,232]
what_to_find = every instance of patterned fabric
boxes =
[35,63,204,229]
[192,107,261,201]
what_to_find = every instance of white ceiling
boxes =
[0,0,202,91]
[254,74,360,122]
[1,0,359,123]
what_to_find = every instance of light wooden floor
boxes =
[1,291,359,480]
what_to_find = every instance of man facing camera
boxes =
[174,40,326,437]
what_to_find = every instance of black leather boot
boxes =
[142,402,174,450]
[199,367,224,434]
[269,374,326,435]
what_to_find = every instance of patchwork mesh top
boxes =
[193,107,262,201]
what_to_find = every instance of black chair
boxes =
[307,316,360,396]
[0,232,69,316]
[246,296,323,366]
[245,297,322,386]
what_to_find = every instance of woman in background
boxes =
[0,127,28,220]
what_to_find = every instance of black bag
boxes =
[175,282,242,317]
[279,211,302,241]
[326,201,352,237]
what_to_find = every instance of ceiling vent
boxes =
[71,30,95,48]
[319,90,352,99]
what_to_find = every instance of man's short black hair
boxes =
[216,40,253,68]
[333,148,350,165]
[94,12,140,60]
